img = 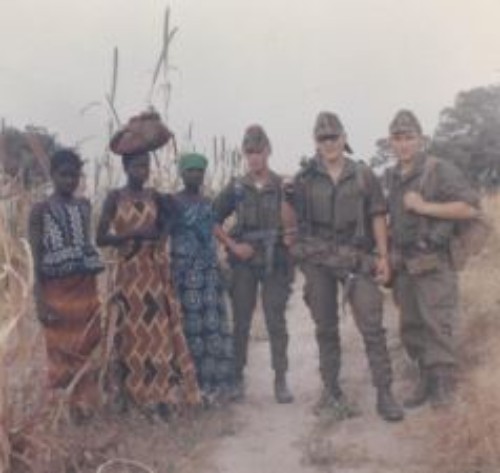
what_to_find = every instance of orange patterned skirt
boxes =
[40,274,102,409]
[110,243,201,408]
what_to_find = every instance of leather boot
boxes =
[430,365,455,409]
[232,374,245,402]
[377,386,404,422]
[313,384,348,415]
[274,372,294,404]
[404,364,431,409]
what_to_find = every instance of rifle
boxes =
[238,228,295,275]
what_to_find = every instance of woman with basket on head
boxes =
[96,112,201,419]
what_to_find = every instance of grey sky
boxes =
[1,0,500,172]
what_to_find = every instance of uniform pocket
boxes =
[334,184,362,231]
[308,181,333,225]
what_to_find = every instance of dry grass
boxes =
[427,193,500,473]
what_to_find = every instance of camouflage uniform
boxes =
[290,112,402,421]
[213,126,293,402]
[387,110,479,407]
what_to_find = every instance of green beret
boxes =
[179,153,208,172]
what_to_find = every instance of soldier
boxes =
[285,111,404,422]
[213,124,294,404]
[386,110,479,408]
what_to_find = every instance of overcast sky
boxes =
[1,0,500,172]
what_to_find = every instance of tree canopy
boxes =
[431,84,500,189]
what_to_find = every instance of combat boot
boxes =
[404,365,431,409]
[232,374,245,402]
[430,365,455,409]
[274,372,294,404]
[376,386,404,422]
[313,384,349,415]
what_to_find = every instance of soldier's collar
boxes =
[314,155,357,182]
[240,170,281,189]
[394,152,427,182]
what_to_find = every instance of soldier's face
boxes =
[316,133,345,163]
[245,148,270,174]
[390,132,423,163]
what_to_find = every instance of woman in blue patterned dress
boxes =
[170,153,235,403]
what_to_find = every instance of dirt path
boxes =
[186,277,434,473]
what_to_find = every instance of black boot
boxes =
[377,386,404,422]
[404,364,431,409]
[274,372,294,404]
[430,365,455,409]
[232,374,245,402]
[313,384,348,415]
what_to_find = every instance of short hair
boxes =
[50,149,83,173]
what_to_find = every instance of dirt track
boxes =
[184,276,434,473]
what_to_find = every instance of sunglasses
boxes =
[316,134,340,143]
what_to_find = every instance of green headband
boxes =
[178,153,208,172]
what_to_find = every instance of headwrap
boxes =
[178,152,208,172]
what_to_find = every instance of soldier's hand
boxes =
[230,242,255,261]
[374,255,391,285]
[282,177,295,200]
[403,191,426,214]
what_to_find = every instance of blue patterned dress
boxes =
[170,192,235,395]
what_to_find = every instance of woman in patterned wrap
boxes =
[96,152,200,419]
[28,149,104,423]
[170,153,236,404]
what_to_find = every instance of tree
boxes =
[0,125,63,188]
[431,84,500,189]
[369,137,395,177]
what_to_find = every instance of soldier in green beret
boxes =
[386,110,479,408]
[213,125,294,404]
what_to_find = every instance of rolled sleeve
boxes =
[365,168,388,216]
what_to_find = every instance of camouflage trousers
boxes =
[393,261,458,368]
[229,262,293,377]
[301,263,393,390]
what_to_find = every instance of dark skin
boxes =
[29,162,83,325]
[180,167,205,195]
[96,153,162,250]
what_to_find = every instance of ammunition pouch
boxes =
[292,236,372,274]
[403,252,441,276]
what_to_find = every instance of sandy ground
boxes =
[182,276,434,473]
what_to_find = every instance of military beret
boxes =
[242,125,271,153]
[313,111,353,153]
[389,109,423,135]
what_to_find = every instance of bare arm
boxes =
[404,192,479,220]
[372,213,391,285]
[281,200,298,247]
[96,191,126,247]
[28,203,43,279]
[372,214,389,258]
[214,224,237,252]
